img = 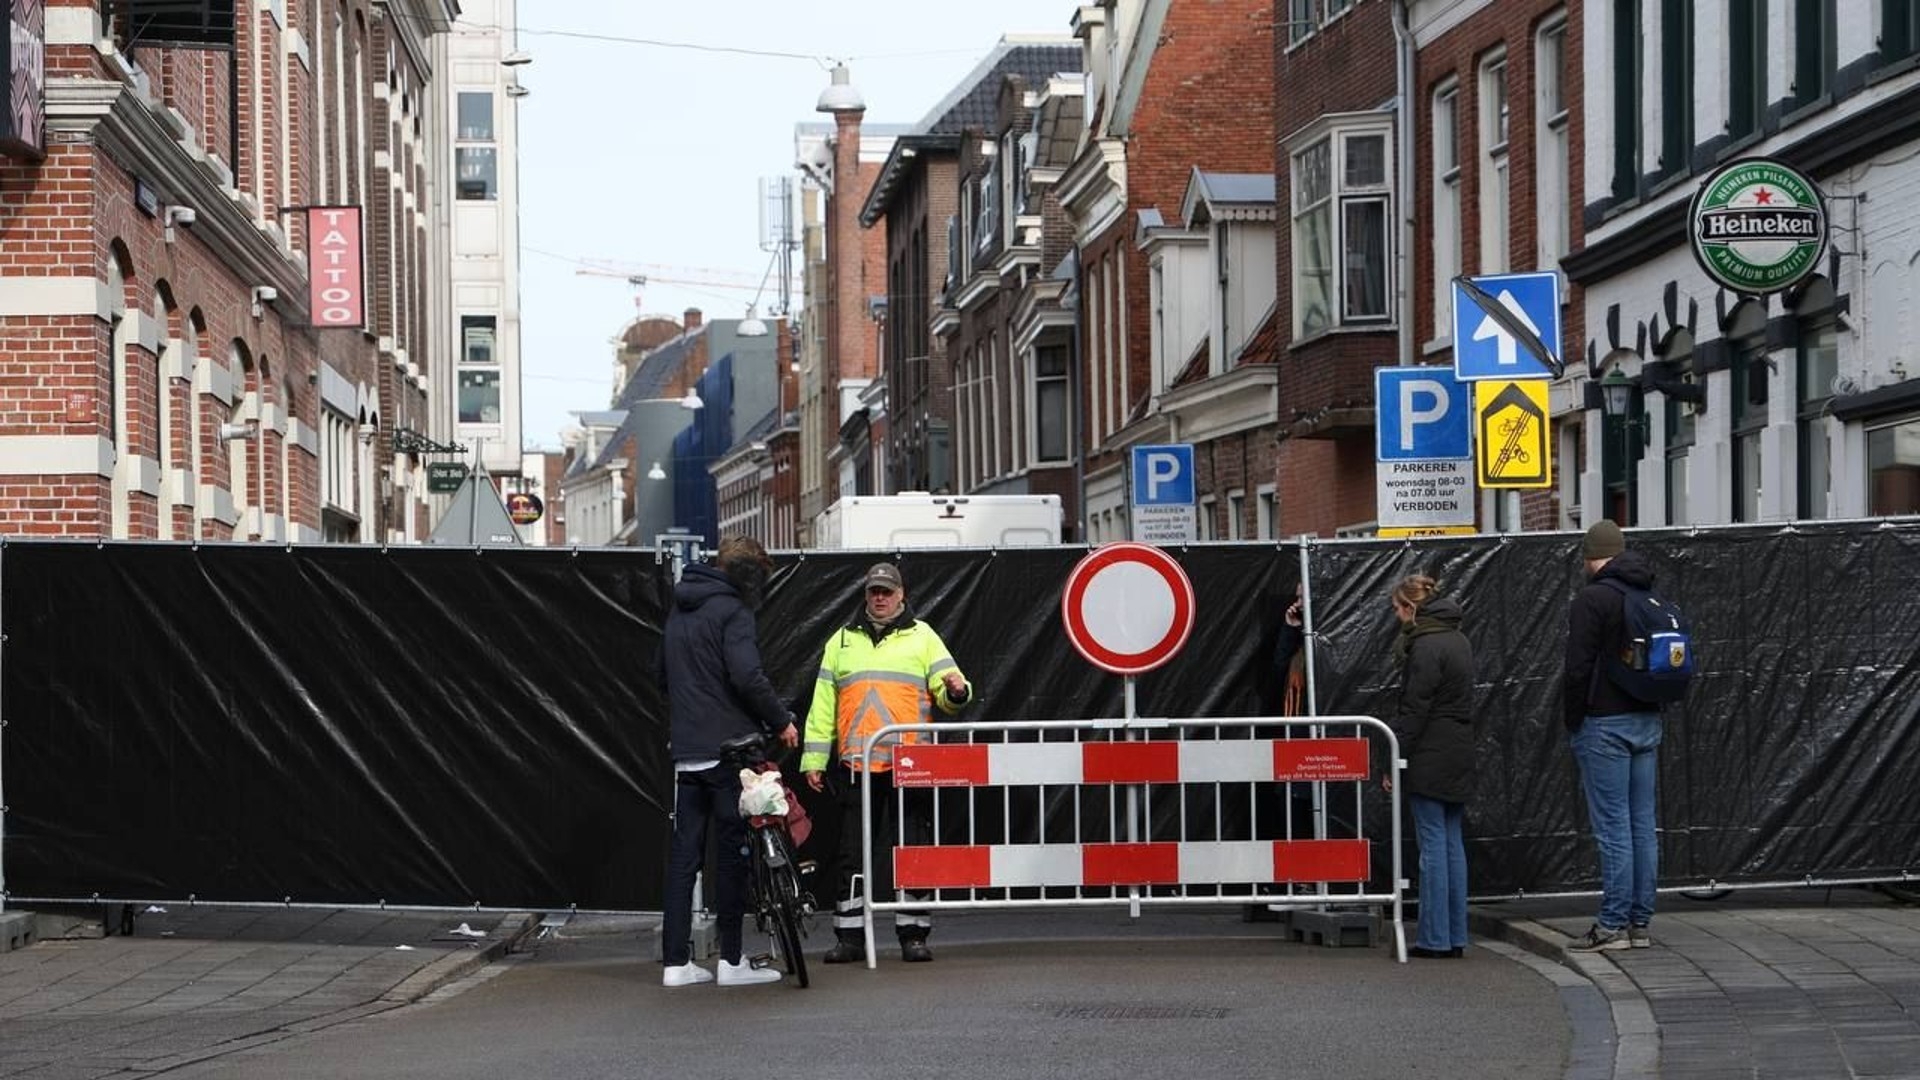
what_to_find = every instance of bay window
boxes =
[1290,116,1393,339]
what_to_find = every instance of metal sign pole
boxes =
[1124,674,1141,918]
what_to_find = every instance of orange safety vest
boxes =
[800,619,968,774]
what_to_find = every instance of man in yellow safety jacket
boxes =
[802,561,970,964]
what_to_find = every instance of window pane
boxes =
[1485,62,1509,145]
[1613,0,1641,200]
[1666,450,1689,524]
[1289,0,1315,43]
[457,92,493,141]
[1542,26,1566,116]
[1868,417,1920,515]
[1037,379,1067,461]
[1294,204,1334,336]
[1660,0,1694,172]
[1798,319,1838,403]
[1728,2,1765,139]
[1793,0,1835,104]
[1734,343,1770,425]
[456,147,497,200]
[1733,430,1763,521]
[1885,0,1918,62]
[1799,417,1831,518]
[458,369,500,424]
[1435,90,1457,173]
[1345,133,1385,187]
[1342,199,1388,319]
[461,315,497,365]
[1294,140,1330,210]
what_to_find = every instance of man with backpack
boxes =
[1563,520,1692,952]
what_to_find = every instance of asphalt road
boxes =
[168,911,1575,1080]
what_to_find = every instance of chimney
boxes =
[683,308,703,333]
[822,65,872,390]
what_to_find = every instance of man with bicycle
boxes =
[802,562,971,964]
[658,536,799,988]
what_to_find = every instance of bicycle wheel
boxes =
[771,875,809,988]
[759,828,809,988]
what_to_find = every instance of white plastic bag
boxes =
[739,768,790,817]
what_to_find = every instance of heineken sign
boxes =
[1688,158,1828,296]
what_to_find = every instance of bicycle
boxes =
[718,732,815,988]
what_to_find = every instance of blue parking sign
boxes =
[1451,271,1561,381]
[1376,367,1470,461]
[1131,445,1195,505]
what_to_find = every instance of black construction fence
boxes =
[1,519,1916,912]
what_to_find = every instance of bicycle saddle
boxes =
[719,731,770,762]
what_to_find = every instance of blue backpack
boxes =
[1598,578,1695,703]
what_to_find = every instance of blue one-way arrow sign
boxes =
[1452,271,1561,381]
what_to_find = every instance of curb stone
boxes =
[380,911,540,1004]
[1470,907,1659,1080]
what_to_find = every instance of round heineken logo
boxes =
[1689,158,1828,295]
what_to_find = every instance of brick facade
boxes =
[0,1,449,542]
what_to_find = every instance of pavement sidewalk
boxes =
[3,889,1917,1080]
[1472,886,1920,1080]
[0,905,536,1080]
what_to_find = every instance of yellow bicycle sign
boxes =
[1474,381,1551,488]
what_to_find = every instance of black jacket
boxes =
[1391,596,1476,804]
[1563,548,1659,731]
[659,563,790,764]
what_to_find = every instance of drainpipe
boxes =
[1392,0,1416,367]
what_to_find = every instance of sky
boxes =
[512,1,1078,449]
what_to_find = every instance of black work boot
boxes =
[823,931,866,964]
[899,935,933,963]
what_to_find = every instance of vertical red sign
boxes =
[306,206,363,327]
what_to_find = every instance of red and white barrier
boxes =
[896,838,1371,890]
[856,716,1408,966]
[893,737,1372,788]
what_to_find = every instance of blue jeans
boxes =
[1409,794,1468,951]
[1571,713,1663,931]
[661,765,748,966]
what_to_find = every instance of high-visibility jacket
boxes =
[800,618,968,774]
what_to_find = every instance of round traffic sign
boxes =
[1060,542,1196,675]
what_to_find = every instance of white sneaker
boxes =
[717,958,783,986]
[662,962,714,988]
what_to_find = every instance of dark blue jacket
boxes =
[1563,548,1659,731]
[660,563,789,764]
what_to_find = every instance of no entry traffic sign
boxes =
[1060,542,1196,676]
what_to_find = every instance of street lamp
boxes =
[647,461,667,481]
[1599,366,1644,525]
[679,389,704,411]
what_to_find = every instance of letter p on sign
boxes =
[1399,379,1448,452]
[1145,452,1180,499]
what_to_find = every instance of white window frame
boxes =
[1199,495,1218,541]
[1478,50,1511,274]
[1535,16,1570,270]
[1256,483,1277,539]
[1288,114,1395,340]
[1431,81,1461,342]
[1226,489,1245,540]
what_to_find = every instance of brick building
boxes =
[1410,0,1584,533]
[1272,0,1583,537]
[0,0,458,543]
[862,38,1079,501]
[804,68,894,513]
[1059,0,1275,542]
[940,69,1083,533]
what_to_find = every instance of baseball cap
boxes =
[863,562,904,592]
